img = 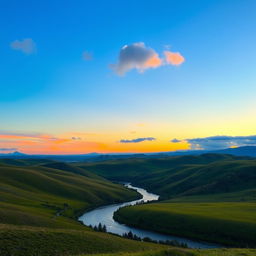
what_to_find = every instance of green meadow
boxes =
[83,248,256,256]
[84,154,256,247]
[78,154,256,201]
[115,201,256,247]
[0,159,165,256]
[0,224,163,256]
[1,156,256,255]
[0,159,139,228]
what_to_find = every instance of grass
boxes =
[81,153,256,247]
[79,249,197,256]
[0,160,166,256]
[77,154,256,201]
[1,225,255,256]
[114,202,256,247]
[0,224,164,256]
[82,248,256,256]
[1,157,256,255]
[0,159,140,228]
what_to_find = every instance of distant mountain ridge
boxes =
[1,145,256,161]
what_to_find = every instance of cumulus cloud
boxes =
[172,135,256,150]
[10,38,36,54]
[164,51,185,65]
[111,42,184,75]
[111,42,161,75]
[0,148,18,152]
[120,137,156,143]
[82,51,93,60]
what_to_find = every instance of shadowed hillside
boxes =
[76,154,256,200]
[1,157,256,255]
[87,154,256,247]
[0,159,140,228]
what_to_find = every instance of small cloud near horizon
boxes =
[120,137,156,143]
[71,136,82,140]
[111,42,184,75]
[171,138,182,143]
[10,38,36,54]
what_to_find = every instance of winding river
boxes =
[79,183,220,249]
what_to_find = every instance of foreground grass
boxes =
[0,224,164,256]
[0,160,163,256]
[2,224,255,256]
[115,201,256,247]
[82,248,256,256]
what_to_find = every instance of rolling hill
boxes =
[76,154,256,247]
[0,159,168,255]
[1,157,256,255]
[76,154,256,201]
[0,159,140,228]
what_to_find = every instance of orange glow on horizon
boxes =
[0,131,190,155]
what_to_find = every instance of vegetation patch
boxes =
[114,202,256,247]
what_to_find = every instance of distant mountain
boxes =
[1,146,256,162]
[165,146,256,158]
[0,151,27,157]
[214,146,256,157]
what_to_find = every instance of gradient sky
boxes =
[1,0,256,154]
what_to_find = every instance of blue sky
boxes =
[1,0,256,154]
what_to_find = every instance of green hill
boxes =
[1,157,256,255]
[77,154,256,201]
[85,154,256,247]
[0,159,140,228]
[115,201,256,247]
[0,224,163,256]
[0,159,167,256]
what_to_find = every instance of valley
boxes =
[0,154,256,255]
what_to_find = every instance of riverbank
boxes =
[114,201,256,248]
[79,184,220,249]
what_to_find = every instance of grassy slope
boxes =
[83,248,256,256]
[1,158,256,255]
[77,154,256,201]
[0,160,167,256]
[115,202,256,247]
[3,224,255,256]
[0,224,163,256]
[0,159,140,228]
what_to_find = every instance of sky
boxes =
[1,0,256,154]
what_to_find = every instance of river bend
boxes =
[79,183,220,249]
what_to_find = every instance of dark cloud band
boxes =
[170,135,256,150]
[120,137,156,143]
